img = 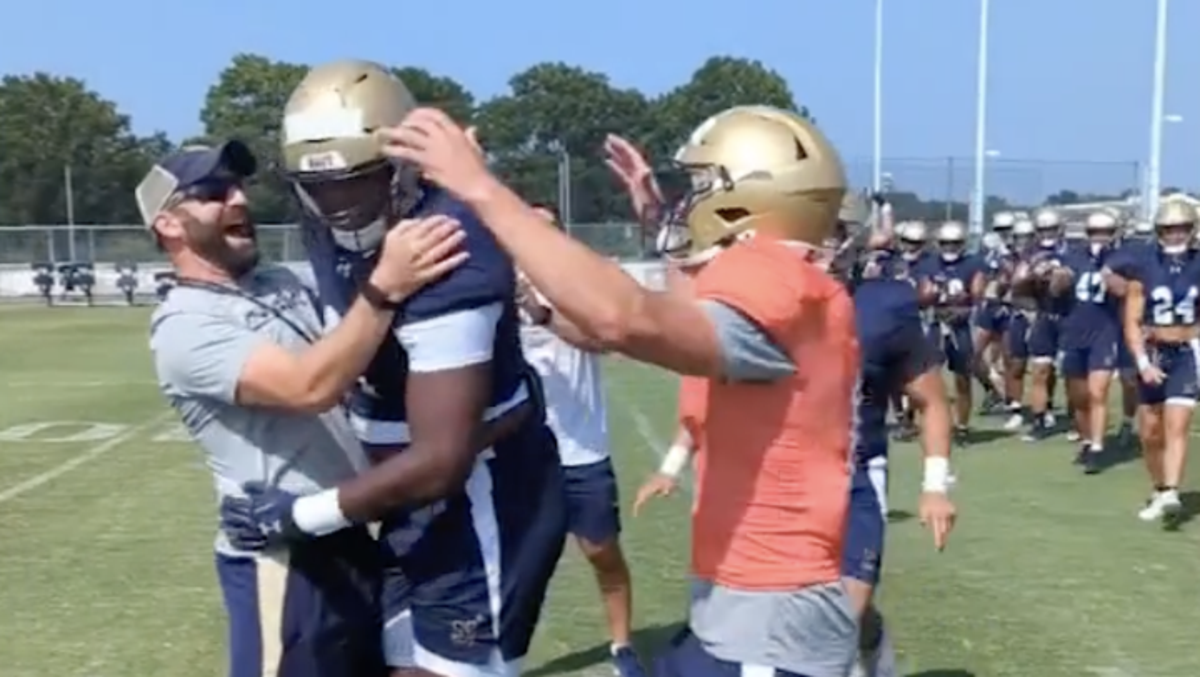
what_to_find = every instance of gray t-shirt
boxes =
[149,265,368,554]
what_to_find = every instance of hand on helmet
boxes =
[381,108,494,203]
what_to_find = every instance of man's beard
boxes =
[182,208,260,278]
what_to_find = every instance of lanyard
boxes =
[174,277,320,345]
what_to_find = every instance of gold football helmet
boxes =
[1154,196,1197,253]
[664,105,846,265]
[281,59,419,251]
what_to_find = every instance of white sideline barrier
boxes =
[0,261,668,298]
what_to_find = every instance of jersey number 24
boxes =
[1150,285,1199,325]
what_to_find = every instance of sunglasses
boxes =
[169,176,244,206]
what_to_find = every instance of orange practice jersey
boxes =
[689,235,859,590]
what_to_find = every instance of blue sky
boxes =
[5,0,1199,200]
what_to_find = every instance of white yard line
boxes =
[0,411,172,504]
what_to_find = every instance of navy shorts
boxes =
[1006,311,1032,360]
[376,419,568,672]
[1137,342,1200,406]
[941,322,975,375]
[841,464,886,585]
[1060,326,1119,378]
[563,457,622,545]
[654,627,814,677]
[973,301,1010,333]
[1028,314,1061,362]
[217,528,386,677]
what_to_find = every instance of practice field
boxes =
[1,307,1199,677]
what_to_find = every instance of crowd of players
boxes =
[127,53,1200,677]
[873,199,1197,521]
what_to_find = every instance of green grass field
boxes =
[1,305,1199,677]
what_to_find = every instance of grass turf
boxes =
[0,305,1197,677]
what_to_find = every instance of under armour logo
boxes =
[259,520,282,536]
[449,614,488,647]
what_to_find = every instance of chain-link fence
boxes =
[0,222,651,265]
[843,157,1142,208]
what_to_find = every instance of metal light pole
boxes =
[872,0,884,194]
[64,164,77,262]
[968,0,991,239]
[1144,0,1170,220]
[556,148,573,234]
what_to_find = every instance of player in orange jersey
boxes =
[386,105,860,677]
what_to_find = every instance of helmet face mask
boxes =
[936,221,967,261]
[1084,211,1119,253]
[671,106,847,264]
[1155,199,1198,254]
[282,59,420,252]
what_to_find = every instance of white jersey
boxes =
[520,321,609,467]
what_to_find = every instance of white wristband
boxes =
[921,457,951,493]
[291,488,351,536]
[1136,354,1153,372]
[659,444,691,478]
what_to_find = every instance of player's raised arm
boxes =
[383,106,846,379]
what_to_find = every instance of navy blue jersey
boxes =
[1024,242,1071,315]
[303,188,530,445]
[1106,240,1151,278]
[1059,245,1120,344]
[853,279,940,466]
[923,254,983,325]
[1125,245,1200,328]
[859,248,918,285]
[981,247,1012,301]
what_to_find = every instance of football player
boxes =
[1116,198,1200,522]
[921,221,985,443]
[1049,210,1122,473]
[973,213,1017,413]
[1108,221,1154,444]
[1016,208,1068,441]
[386,104,863,677]
[1003,217,1039,430]
[227,60,570,677]
[838,237,957,677]
[892,220,934,440]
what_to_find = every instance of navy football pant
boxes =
[216,527,386,677]
[377,420,568,675]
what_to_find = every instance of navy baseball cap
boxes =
[135,140,257,227]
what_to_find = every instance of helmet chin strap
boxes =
[332,217,387,253]
[1162,243,1189,255]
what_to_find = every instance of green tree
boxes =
[0,73,162,227]
[392,67,475,123]
[200,53,308,223]
[474,62,650,229]
[646,56,805,161]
